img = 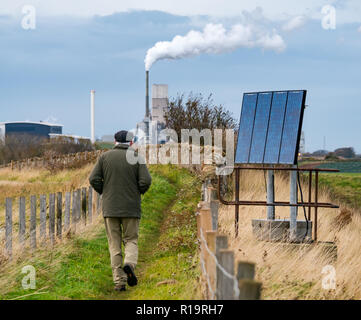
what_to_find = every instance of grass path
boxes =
[0,165,201,300]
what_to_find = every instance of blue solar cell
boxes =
[235,93,258,163]
[263,92,288,164]
[249,92,273,163]
[279,91,305,164]
[235,90,306,165]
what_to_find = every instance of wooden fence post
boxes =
[5,198,13,257]
[30,195,37,250]
[205,231,217,299]
[215,235,228,256]
[236,261,255,281]
[88,187,93,224]
[216,249,235,300]
[39,195,47,241]
[196,212,201,240]
[81,187,87,225]
[236,261,261,300]
[77,189,81,223]
[200,207,213,234]
[71,191,77,232]
[49,193,56,245]
[96,192,102,216]
[210,200,219,231]
[19,197,26,247]
[64,192,71,232]
[208,187,218,201]
[56,192,62,239]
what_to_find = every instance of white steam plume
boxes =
[145,23,286,70]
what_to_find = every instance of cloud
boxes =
[282,15,306,31]
[1,0,360,24]
[145,23,286,70]
[358,26,361,32]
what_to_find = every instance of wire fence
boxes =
[197,181,262,300]
[0,150,106,171]
[1,187,102,259]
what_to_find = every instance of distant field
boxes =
[315,161,361,173]
[298,161,361,209]
[319,173,361,209]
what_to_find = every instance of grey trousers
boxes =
[104,217,140,286]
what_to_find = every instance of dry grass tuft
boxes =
[218,170,361,300]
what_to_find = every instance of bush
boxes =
[165,93,236,140]
[0,134,94,164]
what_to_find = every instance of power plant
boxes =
[136,71,169,145]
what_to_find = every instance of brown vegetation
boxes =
[218,170,361,299]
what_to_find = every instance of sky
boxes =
[0,0,360,153]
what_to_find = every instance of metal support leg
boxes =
[290,170,298,242]
[235,169,240,237]
[267,170,275,220]
[314,171,319,242]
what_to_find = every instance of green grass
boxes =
[0,165,201,300]
[319,173,361,209]
[299,160,361,210]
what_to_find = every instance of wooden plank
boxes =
[88,187,93,224]
[208,187,218,201]
[200,208,213,233]
[238,279,262,300]
[56,192,62,239]
[71,191,77,232]
[215,235,228,255]
[39,195,47,240]
[216,249,235,300]
[236,261,255,281]
[206,231,217,298]
[196,212,201,240]
[64,192,71,231]
[30,195,37,249]
[5,198,13,257]
[77,189,81,223]
[210,200,219,231]
[96,192,101,215]
[49,193,56,244]
[81,187,87,225]
[18,196,26,246]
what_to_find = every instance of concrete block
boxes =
[252,219,312,243]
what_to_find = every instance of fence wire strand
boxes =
[198,222,240,299]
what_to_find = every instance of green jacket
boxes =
[89,144,152,219]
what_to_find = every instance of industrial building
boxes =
[0,121,63,143]
[136,83,169,145]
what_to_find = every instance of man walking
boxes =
[89,130,152,292]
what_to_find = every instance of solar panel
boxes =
[249,93,273,163]
[235,93,258,163]
[235,90,306,165]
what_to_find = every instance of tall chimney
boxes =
[90,90,95,144]
[145,70,150,117]
[145,71,150,144]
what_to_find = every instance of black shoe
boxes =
[114,284,126,292]
[123,264,138,287]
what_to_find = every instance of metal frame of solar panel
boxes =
[235,90,307,165]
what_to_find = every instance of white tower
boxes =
[90,90,95,144]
